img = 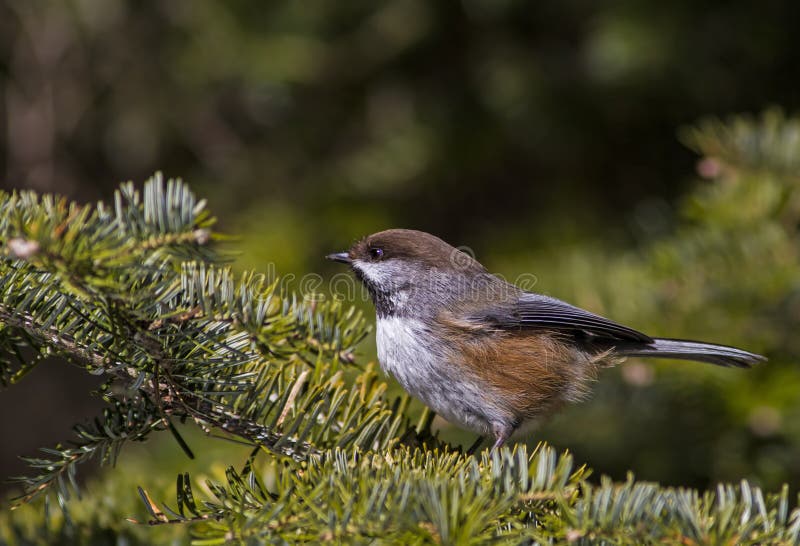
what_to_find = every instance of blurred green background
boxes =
[1,0,799,503]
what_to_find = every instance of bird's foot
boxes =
[491,422,514,450]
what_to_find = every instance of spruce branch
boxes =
[0,174,405,509]
[137,444,585,543]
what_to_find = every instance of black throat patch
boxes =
[352,268,396,318]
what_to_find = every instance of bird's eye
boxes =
[368,247,384,260]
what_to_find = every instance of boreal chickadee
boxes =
[327,229,764,448]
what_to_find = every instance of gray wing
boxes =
[476,293,653,343]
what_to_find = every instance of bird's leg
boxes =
[466,435,485,455]
[491,422,514,450]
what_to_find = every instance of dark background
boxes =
[1,0,799,494]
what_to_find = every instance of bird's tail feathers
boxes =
[618,338,765,368]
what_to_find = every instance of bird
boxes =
[326,229,765,449]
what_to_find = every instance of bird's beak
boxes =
[326,252,352,264]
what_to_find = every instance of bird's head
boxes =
[327,229,488,315]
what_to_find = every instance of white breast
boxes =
[375,317,507,435]
[376,317,439,394]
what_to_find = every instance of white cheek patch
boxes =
[352,260,395,287]
[353,259,416,311]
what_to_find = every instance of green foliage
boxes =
[1,111,799,543]
[514,109,800,489]
[150,446,582,544]
[0,175,400,499]
[5,0,799,271]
